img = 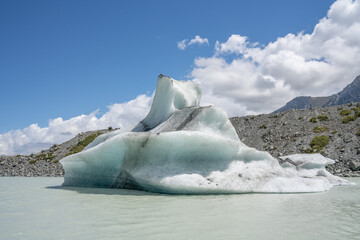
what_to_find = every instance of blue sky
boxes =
[1,0,334,133]
[1,0,360,155]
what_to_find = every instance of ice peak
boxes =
[140,75,201,130]
[158,74,168,79]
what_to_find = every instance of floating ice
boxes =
[61,75,353,194]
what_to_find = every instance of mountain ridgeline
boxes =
[274,75,360,113]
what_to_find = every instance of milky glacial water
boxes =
[0,177,359,240]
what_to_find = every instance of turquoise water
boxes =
[0,177,359,240]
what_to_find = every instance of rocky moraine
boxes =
[231,102,360,177]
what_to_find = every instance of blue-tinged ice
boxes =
[61,75,353,194]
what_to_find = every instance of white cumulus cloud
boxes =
[0,94,152,155]
[191,0,360,117]
[177,35,209,50]
[177,39,188,50]
[215,35,252,55]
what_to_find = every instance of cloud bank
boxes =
[193,0,360,116]
[177,35,209,50]
[0,95,152,155]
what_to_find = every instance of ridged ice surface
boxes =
[61,75,353,194]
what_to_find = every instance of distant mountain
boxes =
[274,75,360,113]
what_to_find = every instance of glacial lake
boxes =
[0,177,359,240]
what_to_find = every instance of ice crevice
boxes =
[61,75,353,194]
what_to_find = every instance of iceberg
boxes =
[61,75,352,194]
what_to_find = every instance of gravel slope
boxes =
[231,102,360,177]
[0,129,111,176]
